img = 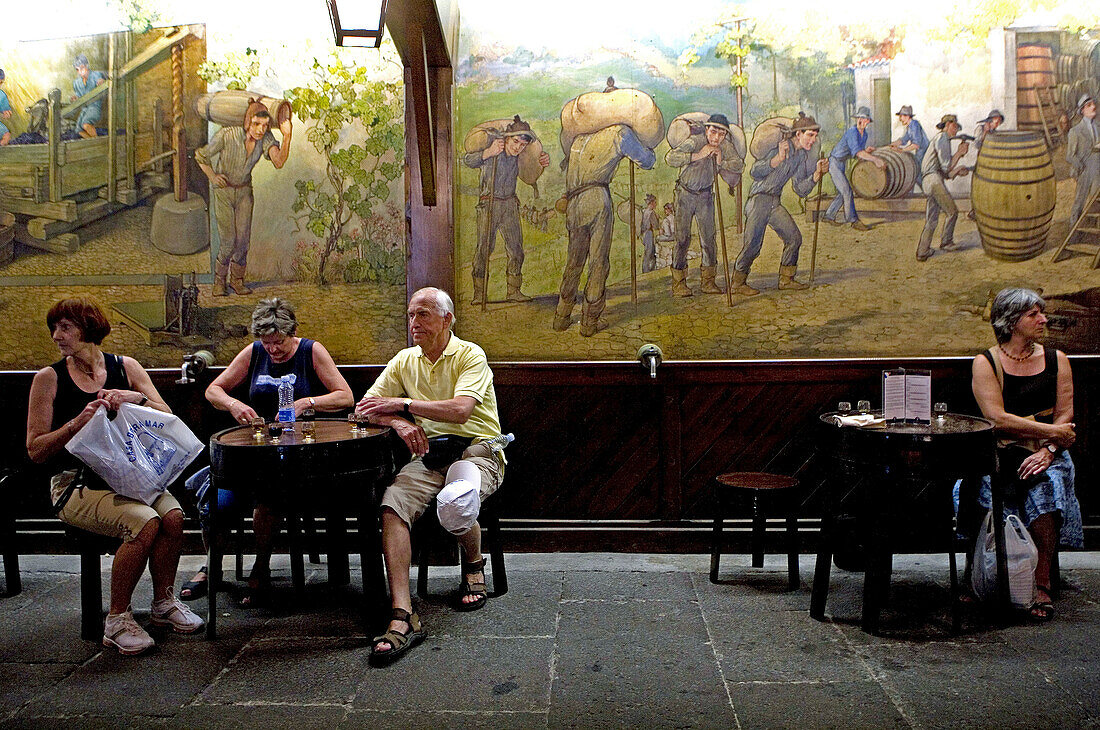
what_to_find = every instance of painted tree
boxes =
[285,53,403,285]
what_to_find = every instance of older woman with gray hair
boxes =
[180,297,354,604]
[969,287,1081,621]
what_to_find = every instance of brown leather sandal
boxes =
[455,557,488,612]
[369,608,425,666]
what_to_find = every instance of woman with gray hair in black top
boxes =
[969,287,1081,621]
[180,297,354,605]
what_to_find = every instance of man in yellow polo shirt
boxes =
[356,286,505,665]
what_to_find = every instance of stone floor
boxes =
[2,552,1100,729]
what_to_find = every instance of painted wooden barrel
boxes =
[1016,45,1057,124]
[463,119,546,187]
[971,131,1056,261]
[851,148,919,199]
[193,90,292,128]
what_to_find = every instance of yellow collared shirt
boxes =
[367,333,501,440]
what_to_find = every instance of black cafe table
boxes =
[205,419,394,638]
[810,411,999,633]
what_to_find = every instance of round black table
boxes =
[810,411,998,633]
[205,419,393,638]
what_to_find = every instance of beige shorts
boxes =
[381,441,504,527]
[53,471,182,543]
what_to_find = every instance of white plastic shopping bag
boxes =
[971,509,1039,608]
[65,402,203,505]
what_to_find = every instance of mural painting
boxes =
[454,0,1100,361]
[0,14,407,371]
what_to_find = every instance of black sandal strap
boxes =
[462,557,487,574]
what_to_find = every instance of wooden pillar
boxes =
[107,32,117,203]
[404,65,454,305]
[125,30,136,184]
[47,89,61,202]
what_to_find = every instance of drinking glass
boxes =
[348,413,360,432]
[934,402,948,421]
[857,400,871,414]
[302,419,316,440]
[267,422,284,443]
[251,416,265,439]
[837,401,852,415]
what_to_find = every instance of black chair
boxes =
[415,495,508,599]
[66,526,116,641]
[0,470,21,596]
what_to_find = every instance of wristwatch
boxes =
[308,397,316,408]
[1044,444,1058,455]
[138,395,148,406]
[402,398,413,418]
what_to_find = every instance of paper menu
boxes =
[882,368,932,423]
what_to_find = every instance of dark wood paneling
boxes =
[3,356,1097,552]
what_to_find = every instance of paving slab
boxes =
[413,571,562,639]
[341,709,549,729]
[0,663,74,718]
[562,569,695,601]
[17,635,241,719]
[549,597,737,728]
[167,704,347,729]
[726,679,909,729]
[352,636,554,713]
[859,640,1093,729]
[199,637,371,705]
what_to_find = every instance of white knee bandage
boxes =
[437,460,481,535]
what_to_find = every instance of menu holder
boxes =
[882,368,932,423]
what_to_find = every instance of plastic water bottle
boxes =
[484,432,514,454]
[277,378,295,423]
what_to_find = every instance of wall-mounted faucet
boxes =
[176,350,214,384]
[637,344,663,379]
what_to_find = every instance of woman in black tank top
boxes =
[182,297,354,605]
[26,297,203,653]
[971,288,1081,622]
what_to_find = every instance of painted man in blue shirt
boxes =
[823,106,883,231]
[890,105,929,166]
[0,69,12,146]
[71,54,107,139]
[732,112,829,295]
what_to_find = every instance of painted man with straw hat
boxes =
[733,112,828,295]
[464,115,549,304]
[1066,94,1100,230]
[665,113,744,297]
[640,193,659,273]
[823,106,883,231]
[915,113,970,262]
[196,101,292,296]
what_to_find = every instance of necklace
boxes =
[70,355,101,377]
[998,342,1035,362]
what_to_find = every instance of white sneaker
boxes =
[150,596,205,633]
[103,610,156,655]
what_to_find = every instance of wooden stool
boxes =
[710,472,800,590]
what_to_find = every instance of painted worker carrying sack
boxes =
[65,402,203,505]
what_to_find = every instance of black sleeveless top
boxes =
[49,353,129,472]
[245,338,325,421]
[982,347,1058,422]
